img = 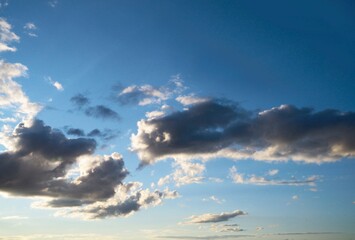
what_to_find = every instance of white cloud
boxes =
[24,22,37,30]
[0,60,42,121]
[268,169,279,176]
[202,195,225,204]
[48,0,58,8]
[0,18,19,52]
[229,166,319,186]
[292,195,299,200]
[157,160,205,187]
[1,215,28,220]
[184,210,247,224]
[176,95,209,106]
[45,76,64,91]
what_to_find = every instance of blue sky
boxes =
[0,0,354,239]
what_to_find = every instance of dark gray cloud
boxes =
[0,119,97,196]
[66,127,85,136]
[85,105,120,121]
[131,99,355,166]
[0,119,177,219]
[70,93,90,109]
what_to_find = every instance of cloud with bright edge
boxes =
[0,18,19,52]
[131,99,355,167]
[184,210,247,224]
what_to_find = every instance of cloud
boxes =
[268,169,279,176]
[185,210,247,224]
[24,23,37,30]
[210,223,244,233]
[0,18,19,52]
[202,196,225,204]
[157,160,205,187]
[292,195,299,200]
[115,84,170,106]
[48,0,58,8]
[0,119,178,219]
[176,95,209,106]
[131,99,355,166]
[70,94,90,109]
[85,105,120,121]
[23,22,38,37]
[0,60,42,121]
[229,166,318,186]
[87,128,119,141]
[70,94,120,121]
[45,76,63,91]
[1,215,28,220]
[53,183,179,219]
[66,128,85,137]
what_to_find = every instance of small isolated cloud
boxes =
[256,227,264,231]
[23,22,38,38]
[0,18,19,52]
[229,166,318,186]
[131,99,355,167]
[70,93,90,109]
[268,169,279,176]
[202,195,225,204]
[185,210,247,224]
[45,76,63,91]
[292,195,299,200]
[0,1,9,9]
[115,84,170,106]
[48,0,58,8]
[85,105,120,121]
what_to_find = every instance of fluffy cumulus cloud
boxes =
[229,166,318,186]
[131,99,355,166]
[0,119,176,219]
[0,18,19,52]
[185,210,247,224]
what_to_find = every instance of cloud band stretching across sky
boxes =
[131,99,355,166]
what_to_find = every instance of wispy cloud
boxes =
[23,22,38,37]
[184,210,247,224]
[1,215,28,220]
[0,18,19,52]
[202,196,225,204]
[48,0,58,8]
[45,76,64,91]
[229,166,319,186]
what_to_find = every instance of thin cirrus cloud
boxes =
[0,119,177,219]
[229,166,319,187]
[23,22,38,37]
[131,99,355,167]
[184,210,247,224]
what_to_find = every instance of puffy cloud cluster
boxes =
[0,119,176,219]
[185,210,247,224]
[131,99,355,166]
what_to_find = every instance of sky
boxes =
[0,0,354,239]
